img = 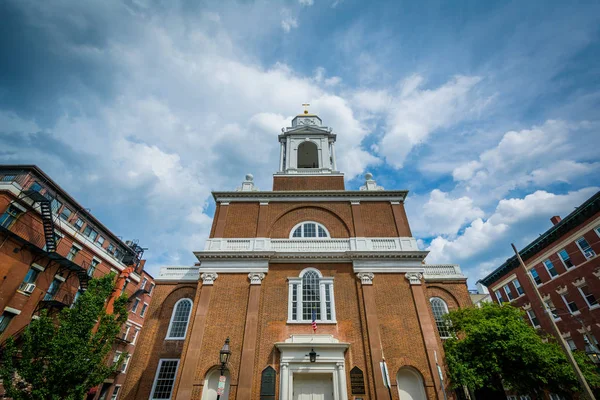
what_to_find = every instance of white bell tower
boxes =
[277,109,339,175]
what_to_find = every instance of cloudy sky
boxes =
[1,0,599,285]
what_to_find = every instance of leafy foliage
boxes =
[444,302,600,395]
[0,273,128,400]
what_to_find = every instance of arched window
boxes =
[396,367,426,400]
[290,221,330,238]
[166,298,192,340]
[288,268,335,323]
[297,141,319,168]
[429,297,450,338]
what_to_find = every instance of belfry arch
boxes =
[297,141,319,168]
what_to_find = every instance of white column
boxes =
[280,363,289,400]
[279,141,284,171]
[337,362,348,400]
[331,142,338,170]
[319,282,327,320]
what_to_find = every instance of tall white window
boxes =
[578,285,598,308]
[526,310,540,328]
[576,237,596,259]
[503,284,514,301]
[561,293,579,314]
[430,297,450,338]
[512,279,524,296]
[557,249,574,269]
[495,290,504,304]
[166,298,193,339]
[150,359,179,400]
[544,299,560,320]
[543,260,558,278]
[288,268,335,323]
[290,221,330,238]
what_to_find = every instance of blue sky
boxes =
[1,0,599,284]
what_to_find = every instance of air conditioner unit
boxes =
[585,250,596,259]
[22,283,36,294]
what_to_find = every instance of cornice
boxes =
[212,189,408,203]
[194,250,428,262]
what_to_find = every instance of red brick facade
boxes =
[0,166,154,400]
[481,193,600,357]
[122,115,471,400]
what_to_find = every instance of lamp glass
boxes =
[309,348,317,363]
[220,338,231,365]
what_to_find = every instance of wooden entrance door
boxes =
[293,373,334,400]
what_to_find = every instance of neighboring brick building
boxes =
[121,112,471,400]
[0,165,155,400]
[480,191,600,361]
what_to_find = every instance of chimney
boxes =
[550,215,562,226]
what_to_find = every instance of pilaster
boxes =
[356,273,389,400]
[406,273,445,400]
[236,272,265,399]
[175,275,217,400]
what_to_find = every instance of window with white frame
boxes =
[557,249,574,269]
[495,290,504,304]
[503,284,514,301]
[577,285,598,308]
[566,339,577,351]
[529,268,542,285]
[544,299,560,320]
[290,221,330,238]
[288,268,335,323]
[140,303,148,317]
[132,328,140,345]
[561,293,579,314]
[430,297,451,338]
[543,260,558,278]
[512,279,524,296]
[121,354,131,372]
[132,298,140,313]
[576,237,596,259]
[150,359,179,400]
[526,310,540,328]
[110,385,120,400]
[166,298,193,339]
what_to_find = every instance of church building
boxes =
[121,111,471,400]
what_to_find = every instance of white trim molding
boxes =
[275,335,349,400]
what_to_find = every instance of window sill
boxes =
[571,311,581,316]
[554,318,562,322]
[589,304,600,311]
[15,290,32,297]
[286,320,337,325]
[164,337,186,341]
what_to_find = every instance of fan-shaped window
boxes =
[288,268,335,323]
[290,222,330,238]
[166,298,192,340]
[429,297,450,338]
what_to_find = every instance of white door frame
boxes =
[276,335,349,400]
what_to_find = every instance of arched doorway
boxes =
[297,141,319,168]
[202,368,231,399]
[396,367,426,400]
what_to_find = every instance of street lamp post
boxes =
[216,337,231,400]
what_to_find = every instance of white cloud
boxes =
[281,13,298,32]
[452,120,600,199]
[420,190,484,236]
[425,187,599,265]
[299,0,314,6]
[359,74,485,168]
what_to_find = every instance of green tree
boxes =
[444,302,600,397]
[0,273,128,400]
